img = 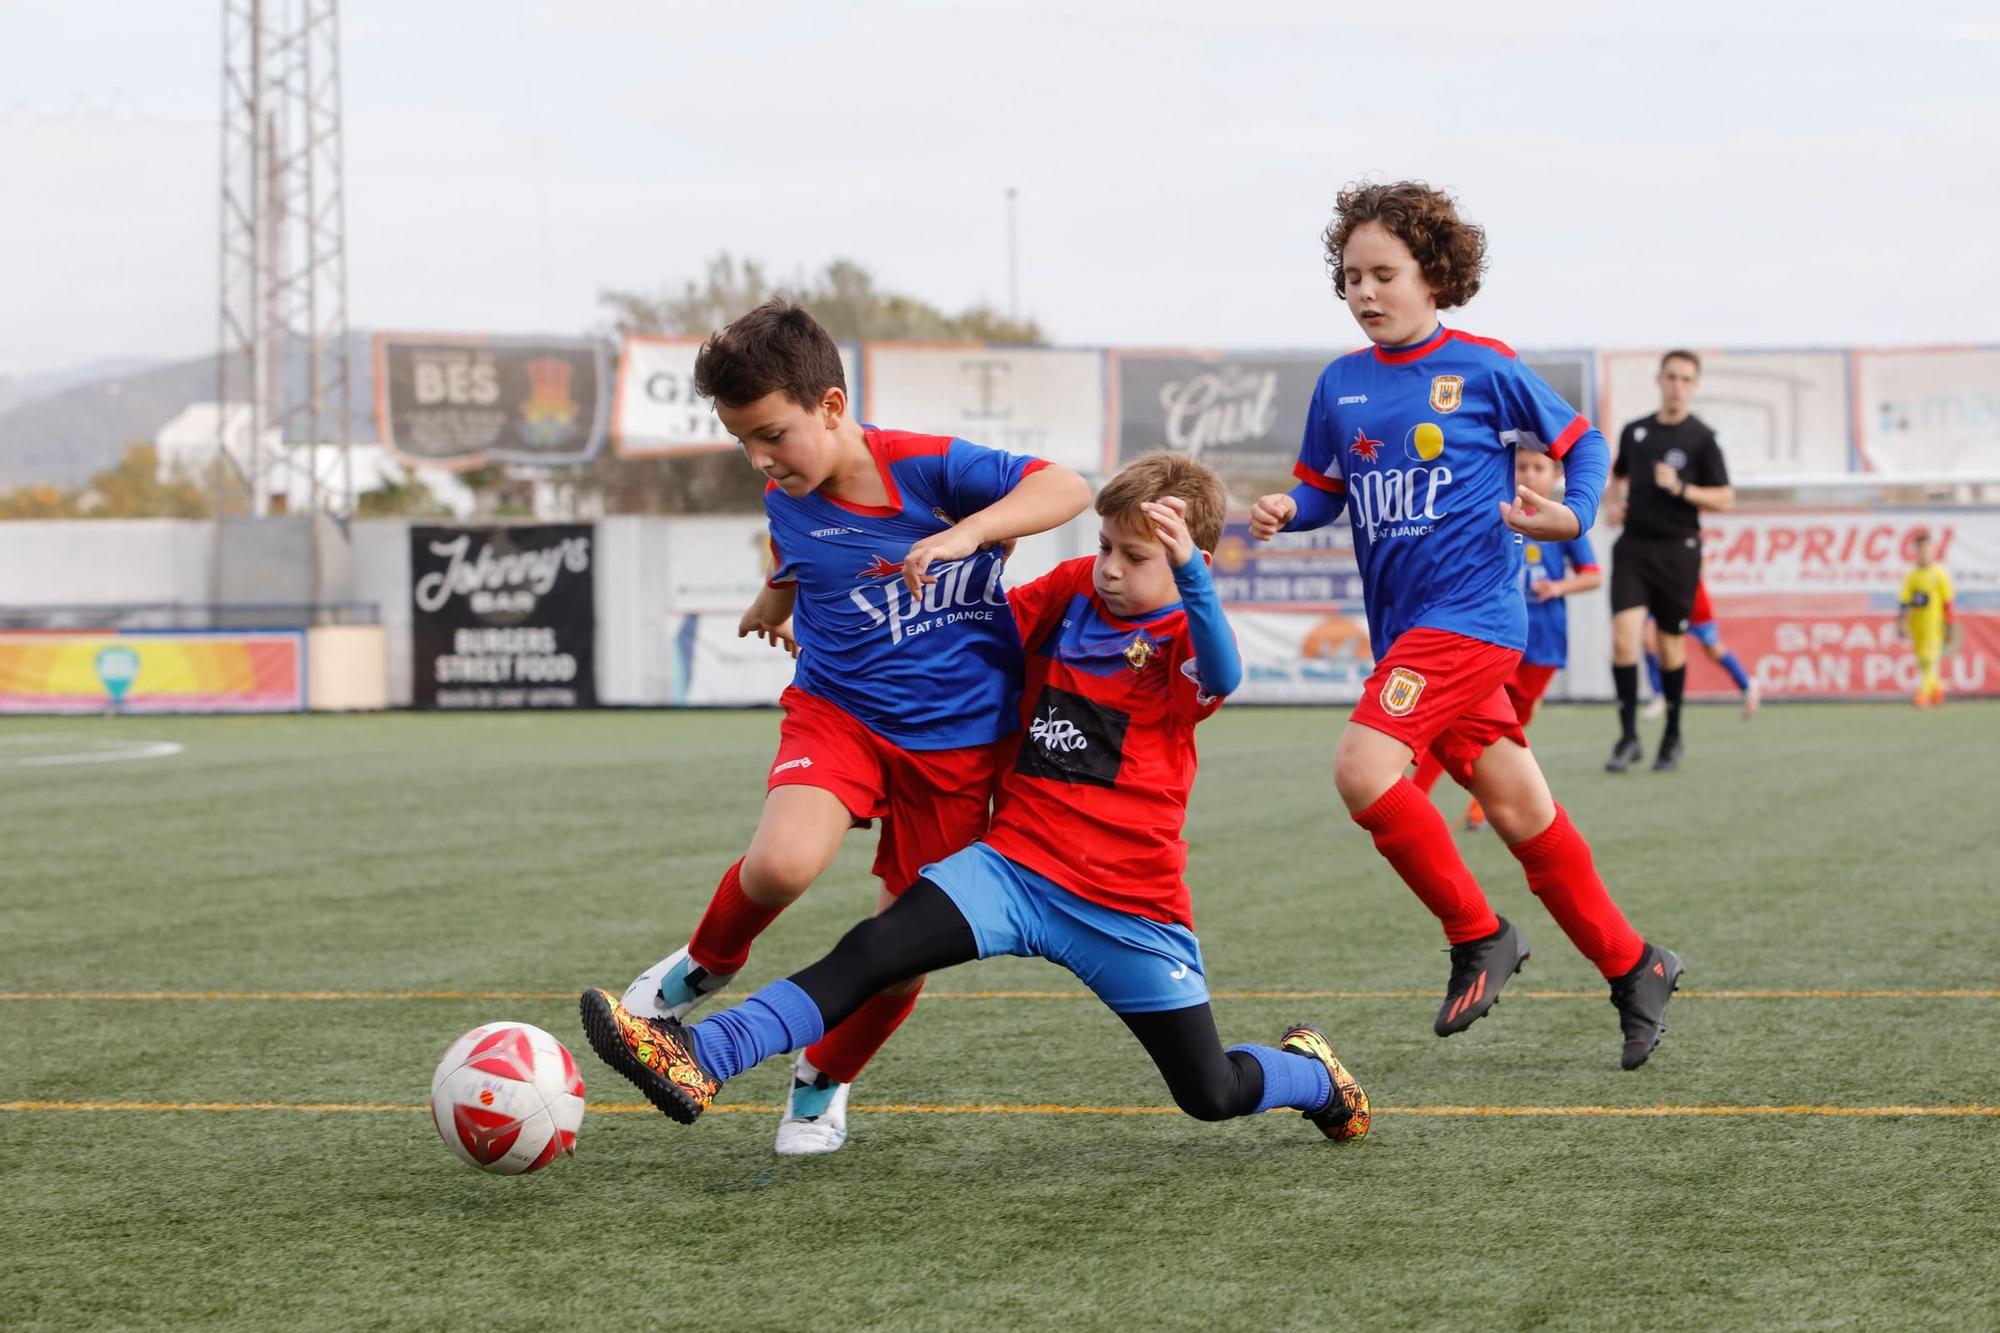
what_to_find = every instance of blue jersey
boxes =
[768,426,1047,750]
[1520,533,1598,668]
[1287,326,1607,654]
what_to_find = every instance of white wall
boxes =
[0,519,214,607]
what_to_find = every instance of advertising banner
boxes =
[1698,509,2000,598]
[667,614,795,706]
[1599,349,1851,477]
[1853,347,2000,477]
[1226,608,1375,705]
[1211,518,1361,607]
[1111,351,1328,480]
[0,630,304,713]
[1683,612,2000,700]
[410,524,597,709]
[862,345,1107,473]
[615,336,860,457]
[660,515,775,613]
[373,334,610,467]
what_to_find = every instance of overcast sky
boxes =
[2,0,1996,377]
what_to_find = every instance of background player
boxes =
[1641,577,1759,721]
[582,455,1372,1146]
[1412,448,1600,829]
[1898,529,1957,707]
[614,300,1090,1155]
[1249,179,1682,1070]
[1604,350,1734,773]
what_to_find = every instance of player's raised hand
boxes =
[1141,496,1196,566]
[1500,484,1582,541]
[902,523,982,593]
[1248,492,1296,542]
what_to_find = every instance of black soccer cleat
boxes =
[1604,736,1645,773]
[1435,917,1530,1036]
[1651,735,1685,772]
[1609,943,1685,1070]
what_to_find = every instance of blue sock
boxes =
[1227,1044,1332,1115]
[1719,651,1751,692]
[687,979,826,1084]
[1645,652,1663,697]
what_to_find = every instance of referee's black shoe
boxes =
[1604,736,1644,773]
[1435,917,1529,1036]
[1609,943,1684,1070]
[1651,735,1685,772]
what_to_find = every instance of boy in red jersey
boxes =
[597,301,1091,1154]
[581,453,1371,1144]
[1250,181,1683,1069]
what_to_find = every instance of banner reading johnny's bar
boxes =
[410,524,597,709]
[375,334,610,467]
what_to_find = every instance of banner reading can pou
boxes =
[374,334,611,467]
[410,524,597,709]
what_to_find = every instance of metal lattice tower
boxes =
[217,0,352,522]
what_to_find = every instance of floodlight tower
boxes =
[217,0,353,523]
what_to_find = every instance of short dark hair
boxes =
[1660,349,1702,375]
[1323,180,1487,310]
[691,300,846,410]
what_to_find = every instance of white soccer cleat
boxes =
[1741,679,1762,720]
[1639,695,1666,721]
[620,944,736,1022]
[773,1055,851,1156]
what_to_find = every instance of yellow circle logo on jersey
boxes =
[1412,422,1445,461]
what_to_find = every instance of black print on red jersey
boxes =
[1015,684,1127,788]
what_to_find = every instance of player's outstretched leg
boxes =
[1609,943,1685,1070]
[1117,1005,1368,1142]
[1278,1025,1371,1141]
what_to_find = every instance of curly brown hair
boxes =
[1322,180,1487,310]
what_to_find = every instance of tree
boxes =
[0,443,219,519]
[578,254,1046,513]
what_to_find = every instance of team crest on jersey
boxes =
[1123,634,1157,672]
[857,555,902,579]
[1349,428,1383,462]
[1428,375,1464,414]
[1379,667,1426,717]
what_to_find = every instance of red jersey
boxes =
[981,557,1225,928]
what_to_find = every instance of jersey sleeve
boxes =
[1291,371,1348,499]
[1692,429,1731,487]
[1566,533,1600,573]
[761,491,797,588]
[1006,559,1083,648]
[940,438,1049,518]
[1495,360,1593,461]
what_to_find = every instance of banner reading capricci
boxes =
[1599,349,1851,477]
[863,345,1105,474]
[615,336,860,457]
[1700,510,2000,596]
[373,335,610,467]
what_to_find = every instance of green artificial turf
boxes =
[2,704,1995,1331]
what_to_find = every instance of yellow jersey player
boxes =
[1896,529,1956,708]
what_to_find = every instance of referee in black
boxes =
[1605,350,1733,772]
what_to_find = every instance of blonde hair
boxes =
[1095,451,1228,553]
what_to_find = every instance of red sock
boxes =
[687,859,783,975]
[802,982,923,1084]
[1353,778,1499,944]
[1508,805,1645,978]
[1411,751,1448,796]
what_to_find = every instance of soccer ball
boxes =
[430,1021,586,1175]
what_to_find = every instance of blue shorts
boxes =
[922,843,1209,1014]
[1688,620,1720,649]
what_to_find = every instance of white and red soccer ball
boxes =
[430,1021,586,1175]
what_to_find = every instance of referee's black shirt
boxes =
[1613,414,1729,540]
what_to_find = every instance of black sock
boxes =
[1613,664,1638,741]
[1662,665,1686,741]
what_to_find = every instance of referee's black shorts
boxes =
[1610,534,1703,632]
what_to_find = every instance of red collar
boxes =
[1371,325,1450,365]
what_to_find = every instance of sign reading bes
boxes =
[374,334,609,467]
[410,524,597,709]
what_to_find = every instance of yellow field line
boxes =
[0,988,1994,1003]
[4,1100,1996,1119]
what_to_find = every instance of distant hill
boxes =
[0,336,379,489]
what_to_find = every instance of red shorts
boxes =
[768,685,1001,895]
[1507,662,1559,728]
[1350,628,1528,785]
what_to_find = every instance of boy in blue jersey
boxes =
[582,453,1371,1146]
[596,301,1091,1153]
[1250,181,1683,1069]
[1413,449,1601,830]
